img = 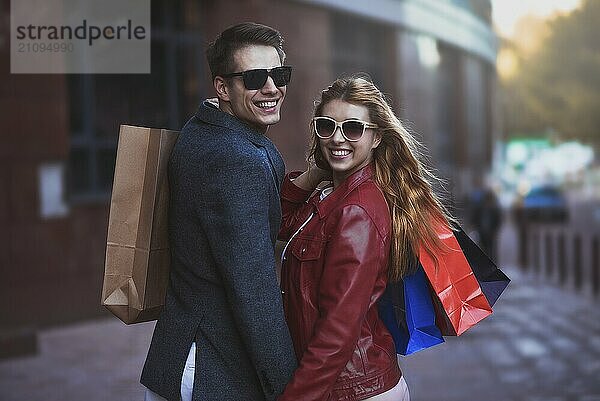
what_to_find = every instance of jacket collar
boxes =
[195,100,273,149]
[311,164,375,219]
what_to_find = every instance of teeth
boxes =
[257,101,277,108]
[331,149,351,156]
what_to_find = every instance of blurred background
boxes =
[1,0,599,400]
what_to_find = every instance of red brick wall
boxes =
[0,0,110,326]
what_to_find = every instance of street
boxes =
[1,221,600,401]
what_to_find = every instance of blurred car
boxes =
[516,185,569,222]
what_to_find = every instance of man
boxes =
[471,187,502,261]
[141,22,297,401]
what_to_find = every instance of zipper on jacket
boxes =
[281,212,314,262]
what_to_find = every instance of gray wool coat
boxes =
[141,101,297,401]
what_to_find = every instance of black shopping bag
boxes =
[454,227,510,306]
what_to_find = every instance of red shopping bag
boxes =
[419,223,492,336]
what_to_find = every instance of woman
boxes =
[277,76,454,401]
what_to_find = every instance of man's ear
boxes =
[214,76,230,102]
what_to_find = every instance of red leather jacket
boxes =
[278,165,401,401]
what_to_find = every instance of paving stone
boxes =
[588,337,600,353]
[480,341,522,367]
[579,359,600,376]
[498,368,536,384]
[1,262,600,401]
[524,397,567,401]
[549,336,579,352]
[513,337,550,358]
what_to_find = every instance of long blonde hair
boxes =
[310,76,455,281]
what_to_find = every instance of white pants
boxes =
[144,343,408,401]
[363,376,410,401]
[144,342,196,401]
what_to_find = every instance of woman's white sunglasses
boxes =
[312,116,378,142]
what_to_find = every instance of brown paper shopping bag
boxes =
[101,125,179,324]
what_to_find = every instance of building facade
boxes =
[0,0,497,327]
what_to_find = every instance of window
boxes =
[67,3,205,202]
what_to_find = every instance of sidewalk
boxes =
[0,316,154,401]
[1,265,600,401]
[402,265,600,401]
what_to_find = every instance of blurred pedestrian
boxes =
[277,76,455,401]
[141,22,296,401]
[469,187,502,261]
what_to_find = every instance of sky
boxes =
[490,0,582,37]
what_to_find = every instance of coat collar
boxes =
[311,164,375,219]
[195,100,274,149]
[195,100,284,187]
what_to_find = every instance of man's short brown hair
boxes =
[206,22,286,79]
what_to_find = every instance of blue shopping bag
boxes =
[378,264,444,355]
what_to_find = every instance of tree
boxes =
[499,0,600,147]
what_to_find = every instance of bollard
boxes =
[523,222,599,298]
[532,231,540,273]
[573,235,582,290]
[593,236,599,296]
[558,233,566,284]
[545,232,553,279]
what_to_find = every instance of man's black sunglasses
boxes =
[221,66,292,90]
